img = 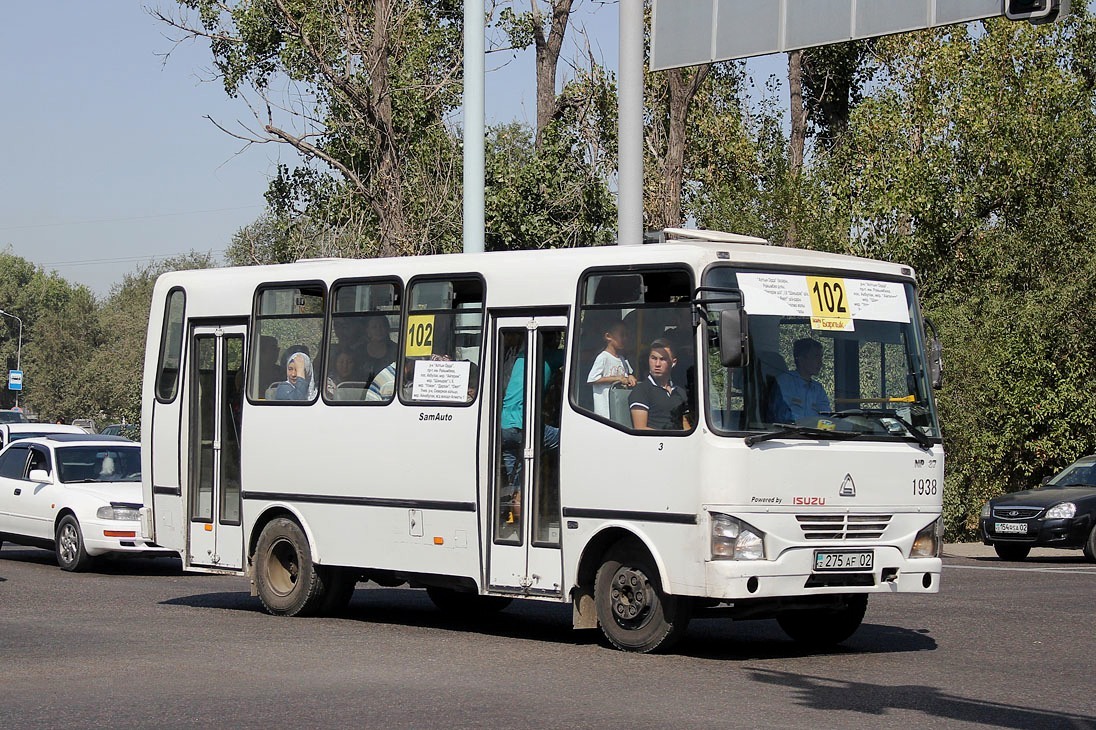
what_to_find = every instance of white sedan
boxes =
[0,434,175,571]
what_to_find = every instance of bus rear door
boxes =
[185,323,246,572]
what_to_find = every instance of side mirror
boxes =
[719,304,749,368]
[28,469,50,483]
[924,318,943,390]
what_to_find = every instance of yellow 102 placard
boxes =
[405,314,435,356]
[806,276,854,332]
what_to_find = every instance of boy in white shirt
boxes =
[587,319,636,417]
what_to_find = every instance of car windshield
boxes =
[1047,461,1096,488]
[702,267,941,442]
[56,445,141,483]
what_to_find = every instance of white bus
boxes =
[140,229,944,652]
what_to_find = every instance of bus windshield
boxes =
[703,266,940,441]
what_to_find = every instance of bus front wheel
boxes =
[254,517,325,617]
[594,540,690,653]
[776,594,867,648]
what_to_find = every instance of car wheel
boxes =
[1083,526,1096,563]
[777,594,868,648]
[426,587,513,616]
[55,514,94,572]
[594,539,691,653]
[253,517,325,617]
[994,543,1031,561]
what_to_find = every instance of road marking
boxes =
[946,564,1096,575]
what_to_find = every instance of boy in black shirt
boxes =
[629,338,690,430]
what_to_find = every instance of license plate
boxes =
[995,522,1028,534]
[814,550,874,572]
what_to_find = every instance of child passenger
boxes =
[586,319,637,418]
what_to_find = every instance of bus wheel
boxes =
[426,587,513,617]
[318,567,358,616]
[777,594,867,648]
[594,540,690,653]
[254,517,325,617]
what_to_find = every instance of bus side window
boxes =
[250,284,325,403]
[401,277,483,405]
[324,280,402,404]
[155,288,186,402]
[571,268,695,432]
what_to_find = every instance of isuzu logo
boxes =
[839,473,856,497]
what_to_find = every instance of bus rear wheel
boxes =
[776,594,867,648]
[254,517,325,617]
[594,540,690,653]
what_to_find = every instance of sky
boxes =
[0,2,783,298]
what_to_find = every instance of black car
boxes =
[981,455,1096,561]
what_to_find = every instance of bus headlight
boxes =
[911,517,942,558]
[711,513,765,560]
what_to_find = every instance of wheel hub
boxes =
[610,568,652,626]
[265,538,301,596]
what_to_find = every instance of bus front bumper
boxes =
[701,545,941,599]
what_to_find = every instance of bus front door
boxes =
[488,315,565,597]
[185,324,246,572]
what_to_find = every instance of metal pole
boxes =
[462,0,486,253]
[0,309,22,410]
[617,0,644,246]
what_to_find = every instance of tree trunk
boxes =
[647,66,710,230]
[787,49,806,247]
[533,0,575,150]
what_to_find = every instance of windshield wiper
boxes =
[826,409,934,450]
[745,424,861,447]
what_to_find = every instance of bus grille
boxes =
[796,514,892,540]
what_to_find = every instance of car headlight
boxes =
[911,517,943,558]
[96,505,141,521]
[1045,502,1076,519]
[711,513,766,560]
[980,502,991,519]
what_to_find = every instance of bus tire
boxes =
[318,567,358,616]
[426,587,513,617]
[594,539,690,653]
[776,594,867,648]
[254,517,325,617]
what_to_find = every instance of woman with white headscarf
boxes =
[274,351,318,401]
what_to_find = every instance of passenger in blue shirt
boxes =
[501,355,560,446]
[770,338,830,423]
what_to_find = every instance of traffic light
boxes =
[1004,0,1068,24]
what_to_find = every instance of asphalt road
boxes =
[1,544,1093,729]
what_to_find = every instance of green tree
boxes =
[158,0,464,256]
[484,65,617,251]
[802,12,1096,536]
